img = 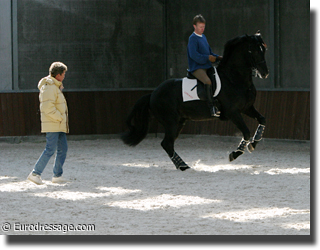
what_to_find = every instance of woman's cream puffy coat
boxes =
[38,76,69,133]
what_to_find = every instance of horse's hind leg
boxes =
[244,106,266,152]
[175,118,186,140]
[161,120,190,171]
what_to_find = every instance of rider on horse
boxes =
[187,14,222,117]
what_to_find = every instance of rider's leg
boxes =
[192,69,220,117]
[207,69,221,115]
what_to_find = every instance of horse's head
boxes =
[246,31,269,79]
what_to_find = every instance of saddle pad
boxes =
[182,78,199,102]
[182,67,222,102]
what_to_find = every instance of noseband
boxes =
[248,42,266,77]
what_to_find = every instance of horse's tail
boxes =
[121,93,151,146]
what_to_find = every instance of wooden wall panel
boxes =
[0,91,310,140]
[0,94,4,136]
[149,90,310,140]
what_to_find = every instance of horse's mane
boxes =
[219,33,266,66]
[220,35,247,65]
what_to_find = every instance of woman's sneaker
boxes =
[27,172,43,185]
[52,176,68,184]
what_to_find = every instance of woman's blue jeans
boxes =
[33,132,68,177]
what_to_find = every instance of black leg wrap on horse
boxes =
[229,138,249,162]
[237,138,250,152]
[248,124,265,153]
[252,124,265,142]
[171,152,190,171]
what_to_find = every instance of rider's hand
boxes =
[209,55,216,63]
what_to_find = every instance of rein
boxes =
[250,57,266,77]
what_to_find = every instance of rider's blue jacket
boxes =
[187,32,219,73]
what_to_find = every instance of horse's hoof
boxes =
[247,143,255,153]
[179,165,190,171]
[229,154,234,162]
[229,151,243,162]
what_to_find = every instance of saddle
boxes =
[186,67,219,101]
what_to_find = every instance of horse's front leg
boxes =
[247,124,265,153]
[229,112,251,162]
[243,106,266,153]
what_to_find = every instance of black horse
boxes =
[121,31,269,171]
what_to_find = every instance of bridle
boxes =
[248,40,267,78]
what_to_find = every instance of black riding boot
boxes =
[205,84,220,117]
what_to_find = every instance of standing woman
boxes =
[27,62,69,185]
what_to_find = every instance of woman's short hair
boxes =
[49,62,68,77]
